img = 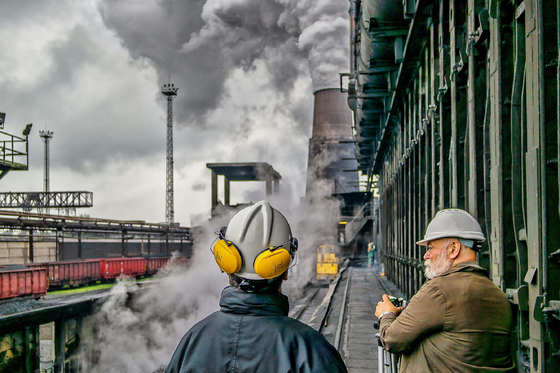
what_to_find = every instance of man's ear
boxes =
[283,270,288,281]
[449,240,461,259]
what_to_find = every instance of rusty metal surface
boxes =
[306,89,358,195]
[312,89,354,138]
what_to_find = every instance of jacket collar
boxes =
[219,286,289,316]
[441,261,488,277]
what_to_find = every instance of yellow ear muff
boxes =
[213,240,242,274]
[253,248,291,279]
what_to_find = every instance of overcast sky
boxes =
[0,0,350,226]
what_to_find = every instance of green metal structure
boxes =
[346,0,559,371]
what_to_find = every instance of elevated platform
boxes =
[0,129,31,180]
[206,162,281,214]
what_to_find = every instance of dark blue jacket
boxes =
[165,286,348,373]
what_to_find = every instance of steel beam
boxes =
[0,191,93,209]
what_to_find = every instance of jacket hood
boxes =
[219,286,289,316]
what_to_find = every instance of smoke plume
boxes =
[98,0,350,126]
[84,0,350,370]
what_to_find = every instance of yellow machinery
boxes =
[316,245,338,280]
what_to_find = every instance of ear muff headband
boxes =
[213,239,243,274]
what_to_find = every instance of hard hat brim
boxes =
[416,232,486,246]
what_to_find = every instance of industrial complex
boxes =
[0,0,559,372]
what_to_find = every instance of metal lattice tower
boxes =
[39,130,53,214]
[161,83,178,224]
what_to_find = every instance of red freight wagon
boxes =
[29,261,102,287]
[0,267,47,300]
[99,258,146,280]
[145,257,170,275]
[169,256,190,267]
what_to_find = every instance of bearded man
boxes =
[375,209,515,373]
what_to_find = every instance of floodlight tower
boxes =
[161,82,178,225]
[39,130,53,214]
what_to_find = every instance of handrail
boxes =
[344,200,378,243]
[0,130,29,170]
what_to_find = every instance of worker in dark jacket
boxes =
[375,209,515,373]
[165,201,347,373]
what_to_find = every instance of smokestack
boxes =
[305,88,358,196]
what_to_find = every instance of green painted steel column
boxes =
[488,0,505,289]
[430,17,438,216]
[524,0,546,371]
[438,0,448,210]
[467,0,478,217]
[449,0,460,208]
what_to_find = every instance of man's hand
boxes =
[375,294,404,318]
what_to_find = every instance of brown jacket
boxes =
[379,262,514,373]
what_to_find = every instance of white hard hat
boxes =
[416,209,485,247]
[214,201,297,280]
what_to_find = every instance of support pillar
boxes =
[54,319,65,373]
[121,230,126,257]
[525,0,547,370]
[266,180,272,195]
[60,232,64,261]
[28,229,34,263]
[77,231,82,261]
[211,171,218,210]
[224,177,230,206]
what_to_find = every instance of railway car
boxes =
[316,245,339,280]
[27,260,102,288]
[145,257,170,275]
[0,266,47,300]
[98,258,146,280]
[169,255,190,267]
[0,255,189,301]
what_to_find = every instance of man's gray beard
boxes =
[424,246,453,280]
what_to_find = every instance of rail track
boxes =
[290,259,403,373]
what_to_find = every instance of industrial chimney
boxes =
[305,88,358,196]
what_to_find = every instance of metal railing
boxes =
[345,200,377,243]
[0,191,93,209]
[0,130,29,170]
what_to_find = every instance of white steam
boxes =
[85,0,351,370]
[85,216,230,372]
[86,197,340,372]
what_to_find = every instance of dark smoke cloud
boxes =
[98,0,350,127]
[0,0,350,226]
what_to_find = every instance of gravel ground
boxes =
[0,297,47,316]
[0,288,114,317]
